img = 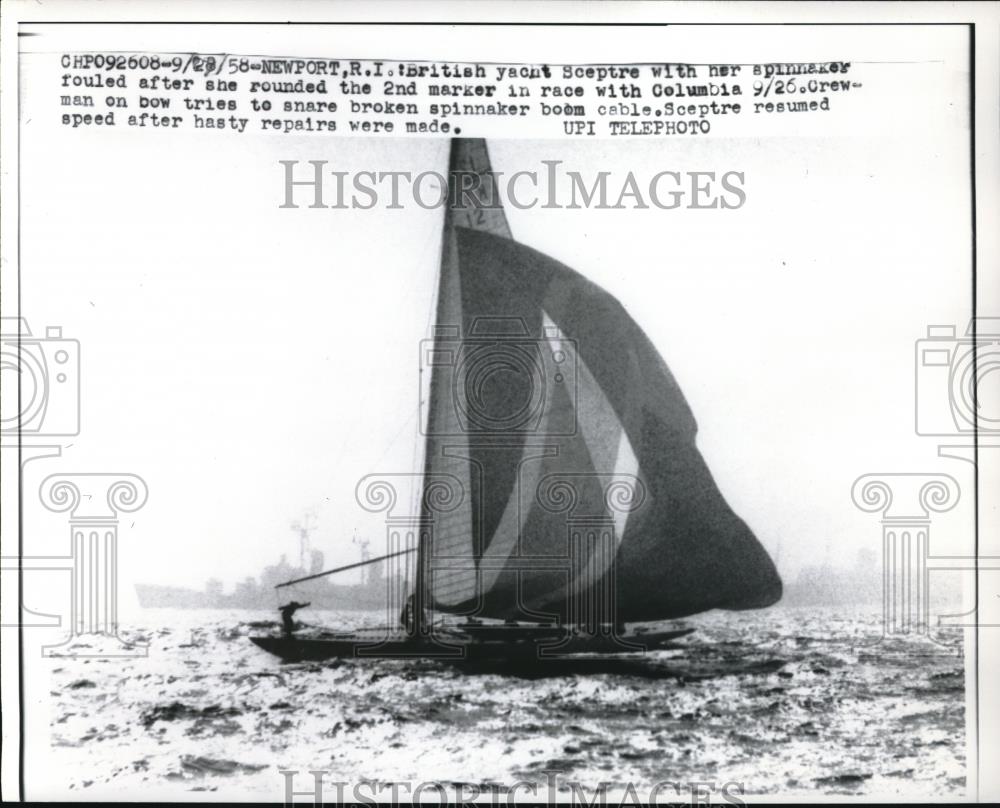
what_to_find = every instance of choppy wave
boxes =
[47,606,965,799]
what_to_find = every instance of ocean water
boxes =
[45,606,966,801]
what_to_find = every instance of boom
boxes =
[274,547,416,589]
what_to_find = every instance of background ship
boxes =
[135,517,404,611]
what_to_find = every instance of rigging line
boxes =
[335,155,448,475]
[357,142,449,521]
[407,139,451,534]
[275,547,417,589]
[410,140,452,616]
[363,404,420,479]
[424,141,451,336]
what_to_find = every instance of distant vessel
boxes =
[251,139,781,663]
[134,555,392,611]
[137,520,400,611]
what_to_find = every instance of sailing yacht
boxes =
[250,139,781,663]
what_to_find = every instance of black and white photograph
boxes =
[1,2,997,803]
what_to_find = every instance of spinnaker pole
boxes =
[274,547,416,589]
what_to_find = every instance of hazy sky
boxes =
[14,25,976,600]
